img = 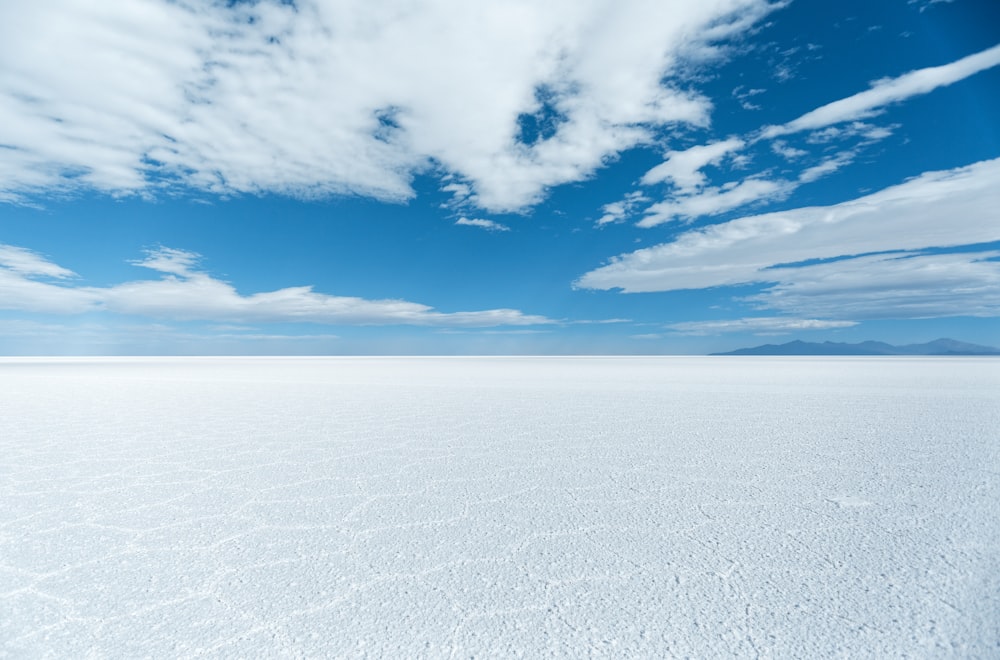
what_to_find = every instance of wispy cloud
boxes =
[435,329,551,335]
[630,137,754,225]
[576,158,1000,319]
[640,138,745,191]
[761,43,1000,138]
[597,191,649,226]
[668,317,858,335]
[797,150,856,183]
[638,177,793,227]
[732,86,766,111]
[0,0,776,211]
[746,251,1000,319]
[129,247,201,276]
[771,141,807,160]
[0,247,99,314]
[804,121,895,144]
[455,217,510,232]
[0,245,77,278]
[908,0,957,13]
[0,245,553,327]
[602,40,981,228]
[634,124,889,227]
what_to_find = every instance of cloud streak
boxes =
[746,251,1000,319]
[0,246,553,327]
[578,158,1000,292]
[577,158,1000,319]
[638,177,793,227]
[761,42,1000,138]
[668,317,858,334]
[455,217,510,232]
[640,138,745,190]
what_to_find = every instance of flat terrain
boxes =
[1,357,998,657]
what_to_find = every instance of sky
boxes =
[1,0,999,355]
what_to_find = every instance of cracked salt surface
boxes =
[1,356,998,657]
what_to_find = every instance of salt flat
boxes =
[1,356,998,657]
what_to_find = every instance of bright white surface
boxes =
[2,357,998,657]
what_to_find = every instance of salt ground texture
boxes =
[1,356,998,657]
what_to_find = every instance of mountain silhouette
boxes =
[712,338,1000,356]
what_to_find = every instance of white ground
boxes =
[1,356,998,657]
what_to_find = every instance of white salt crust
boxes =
[1,357,997,657]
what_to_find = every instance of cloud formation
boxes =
[640,138,745,190]
[746,251,1000,319]
[0,0,775,211]
[638,177,793,227]
[455,217,510,232]
[0,245,76,278]
[577,158,1000,319]
[761,43,1000,138]
[596,43,998,228]
[0,246,552,327]
[597,191,649,225]
[668,317,858,334]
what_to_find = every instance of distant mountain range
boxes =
[712,338,1000,356]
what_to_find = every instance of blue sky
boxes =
[1,0,998,354]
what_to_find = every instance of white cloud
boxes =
[803,121,897,145]
[761,43,1000,138]
[0,271,100,315]
[797,150,855,183]
[860,125,894,141]
[200,332,342,342]
[625,121,892,228]
[0,247,98,314]
[0,0,776,211]
[602,58,908,229]
[771,141,807,160]
[0,245,77,278]
[0,245,552,327]
[637,177,792,227]
[746,251,1000,319]
[732,86,766,111]
[598,201,628,226]
[597,191,648,225]
[455,217,510,232]
[640,138,746,190]
[608,44,917,231]
[576,158,1000,320]
[909,0,956,12]
[130,246,201,276]
[668,317,858,335]
[434,329,551,335]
